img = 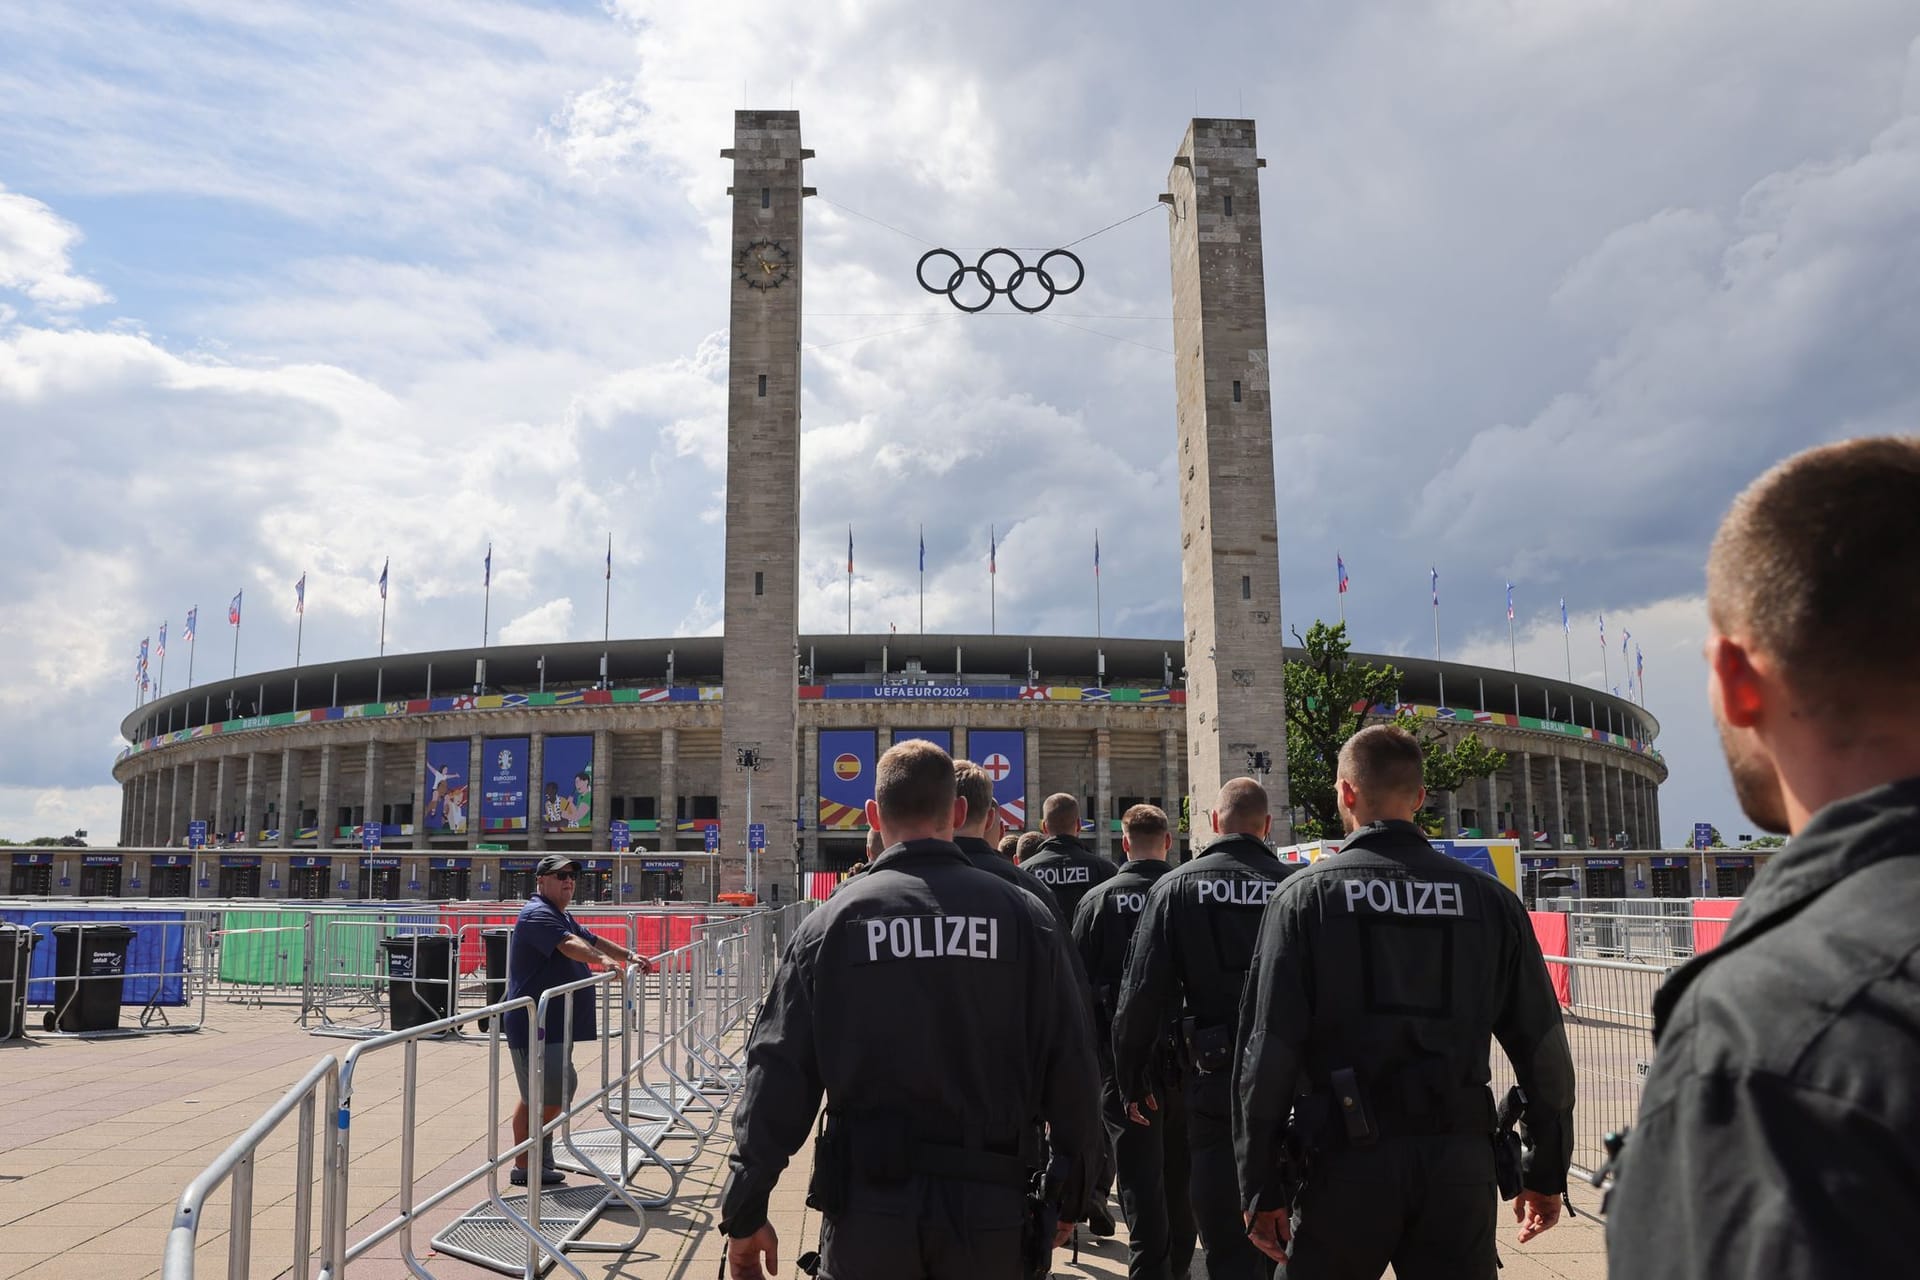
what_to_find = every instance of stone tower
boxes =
[718,111,811,896]
[1164,118,1292,839]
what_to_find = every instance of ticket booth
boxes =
[1713,855,1755,897]
[428,857,472,900]
[79,854,124,897]
[578,858,614,903]
[1584,856,1628,899]
[287,855,333,899]
[638,858,686,902]
[219,855,263,897]
[1649,856,1692,899]
[9,853,53,896]
[359,856,402,899]
[497,858,537,903]
[149,854,193,897]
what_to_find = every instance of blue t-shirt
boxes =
[502,893,599,1050]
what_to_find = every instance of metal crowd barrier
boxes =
[160,902,811,1279]
[24,915,210,1038]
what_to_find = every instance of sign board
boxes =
[291,856,331,869]
[361,824,381,851]
[703,825,721,853]
[82,854,123,866]
[1585,857,1625,870]
[1693,822,1714,851]
[1651,856,1689,869]
[362,856,402,868]
[609,820,631,853]
[188,820,209,849]
[1716,855,1754,869]
[748,823,767,851]
[641,859,681,872]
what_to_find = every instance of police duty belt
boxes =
[917,247,1084,313]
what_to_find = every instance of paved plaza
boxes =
[0,1002,1607,1279]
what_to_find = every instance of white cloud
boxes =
[0,183,108,311]
[499,598,577,645]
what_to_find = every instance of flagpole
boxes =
[1600,620,1611,693]
[1563,626,1572,684]
[232,612,241,679]
[1431,569,1444,707]
[157,633,166,697]
[1094,528,1102,641]
[918,524,924,636]
[187,609,197,688]
[989,525,996,636]
[846,525,853,636]
[483,544,492,649]
[603,532,612,644]
[379,590,388,657]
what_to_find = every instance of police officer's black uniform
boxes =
[1021,832,1117,922]
[1113,832,1293,1280]
[1074,857,1195,1280]
[1605,777,1920,1278]
[956,833,1068,929]
[1233,820,1575,1280]
[719,837,1102,1280]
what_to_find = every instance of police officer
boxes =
[1234,725,1573,1279]
[953,760,1066,928]
[1073,804,1195,1280]
[1113,777,1293,1280]
[1607,439,1920,1278]
[721,739,1102,1280]
[1022,793,1117,921]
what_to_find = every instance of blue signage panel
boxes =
[703,825,720,853]
[82,854,122,866]
[824,685,1022,700]
[580,858,613,871]
[818,730,876,831]
[1651,856,1689,869]
[499,858,537,871]
[968,730,1027,829]
[1716,855,1754,869]
[1692,822,1714,851]
[220,855,262,867]
[291,856,332,869]
[363,856,402,868]
[608,819,631,852]
[361,824,381,851]
[1520,856,1557,870]
[188,820,209,848]
[1431,840,1499,877]
[152,854,192,868]
[642,859,681,871]
[748,823,766,851]
[1585,857,1625,870]
[480,737,531,833]
[430,857,472,870]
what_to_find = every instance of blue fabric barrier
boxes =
[3,910,190,1007]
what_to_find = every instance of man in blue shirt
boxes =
[503,854,652,1186]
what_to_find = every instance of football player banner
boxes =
[542,734,594,833]
[424,740,470,834]
[818,730,876,830]
[968,729,1027,830]
[481,736,530,832]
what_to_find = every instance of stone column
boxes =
[1447,788,1461,839]
[129,772,145,846]
[591,728,612,850]
[1577,759,1592,850]
[658,727,678,853]
[240,752,261,846]
[1161,729,1183,857]
[1551,755,1568,851]
[1025,727,1043,837]
[875,727,893,755]
[1482,771,1498,837]
[212,758,231,844]
[276,750,297,848]
[1094,728,1113,860]
[168,764,183,846]
[1597,758,1612,847]
[952,726,969,763]
[315,745,338,848]
[467,735,484,849]
[527,732,546,852]
[412,739,431,850]
[188,760,206,842]
[800,726,819,869]
[1520,751,1537,851]
[362,741,384,846]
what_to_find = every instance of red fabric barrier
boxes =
[1690,898,1739,954]
[439,905,520,974]
[632,915,666,959]
[1528,911,1573,1007]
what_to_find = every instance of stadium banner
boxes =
[893,729,952,754]
[1430,839,1521,893]
[424,740,470,834]
[817,730,876,831]
[480,736,530,832]
[541,734,594,833]
[968,729,1027,830]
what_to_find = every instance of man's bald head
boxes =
[1210,777,1272,840]
[1041,792,1081,836]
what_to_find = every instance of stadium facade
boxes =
[85,111,1736,907]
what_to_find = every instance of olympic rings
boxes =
[915,247,1085,313]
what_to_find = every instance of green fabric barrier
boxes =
[216,909,310,985]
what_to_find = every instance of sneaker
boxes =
[509,1166,566,1188]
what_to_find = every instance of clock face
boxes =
[738,239,792,289]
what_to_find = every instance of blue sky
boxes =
[2,0,1918,843]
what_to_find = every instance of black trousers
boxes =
[818,1179,1028,1280]
[1284,1136,1499,1280]
[1104,1074,1196,1280]
[1186,1072,1274,1280]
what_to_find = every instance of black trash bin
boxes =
[479,927,512,1031]
[380,933,454,1032]
[45,923,137,1033]
[0,924,36,1039]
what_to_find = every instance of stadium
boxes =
[92,631,1698,906]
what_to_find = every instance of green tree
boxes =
[1285,620,1507,838]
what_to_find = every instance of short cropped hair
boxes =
[1042,792,1080,834]
[1122,804,1171,843]
[997,833,1021,859]
[1016,831,1046,861]
[953,760,997,830]
[1213,777,1269,832]
[1709,437,1920,702]
[1338,724,1426,799]
[874,738,956,827]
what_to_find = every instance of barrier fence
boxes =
[163,902,804,1279]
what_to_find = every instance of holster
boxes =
[1493,1084,1527,1201]
[1181,1017,1232,1076]
[806,1120,850,1215]
[1021,1172,1059,1280]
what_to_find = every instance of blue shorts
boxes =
[509,1042,578,1109]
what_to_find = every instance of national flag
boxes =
[605,534,612,581]
[378,557,389,600]
[1337,554,1349,595]
[295,572,306,615]
[1636,644,1644,677]
[1622,627,1631,657]
[1430,567,1439,607]
[156,622,167,658]
[1560,598,1568,633]
[484,543,492,588]
[1094,531,1101,576]
[183,608,196,642]
[1598,613,1606,647]
[989,526,996,576]
[229,592,243,626]
[847,527,854,575]
[1506,583,1514,621]
[139,637,149,673]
